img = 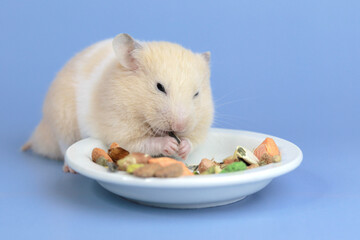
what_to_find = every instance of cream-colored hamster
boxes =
[23,33,214,172]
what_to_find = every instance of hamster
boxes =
[22,33,214,172]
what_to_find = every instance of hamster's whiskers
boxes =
[141,118,170,137]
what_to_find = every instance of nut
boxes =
[108,147,129,161]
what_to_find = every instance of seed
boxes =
[168,132,181,144]
[236,147,246,157]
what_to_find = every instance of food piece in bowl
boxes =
[149,157,194,176]
[90,136,281,177]
[117,155,137,170]
[154,163,184,178]
[117,153,151,170]
[148,157,179,166]
[107,162,118,172]
[110,142,120,149]
[247,164,258,169]
[133,164,163,178]
[131,153,152,164]
[254,138,281,165]
[223,155,237,165]
[95,156,111,166]
[198,158,217,173]
[126,164,145,173]
[220,161,247,173]
[92,148,113,163]
[108,145,129,161]
[200,165,222,175]
[233,146,259,166]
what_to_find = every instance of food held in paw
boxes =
[254,137,281,165]
[168,131,181,144]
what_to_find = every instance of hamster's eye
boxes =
[194,91,199,98]
[157,83,166,94]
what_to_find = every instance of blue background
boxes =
[1,0,359,239]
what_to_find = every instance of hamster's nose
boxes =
[171,121,186,133]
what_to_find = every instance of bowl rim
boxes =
[65,128,303,188]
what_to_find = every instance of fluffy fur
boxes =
[24,34,214,170]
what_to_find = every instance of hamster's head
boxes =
[112,33,214,137]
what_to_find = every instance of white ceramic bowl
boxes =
[65,128,303,208]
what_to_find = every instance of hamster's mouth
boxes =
[145,123,186,138]
[150,126,182,137]
[150,128,182,144]
[151,127,171,137]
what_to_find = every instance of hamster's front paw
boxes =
[159,136,179,156]
[178,138,192,160]
[63,163,77,174]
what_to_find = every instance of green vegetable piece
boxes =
[126,164,144,174]
[220,161,247,173]
[95,156,109,166]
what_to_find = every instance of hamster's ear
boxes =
[201,51,211,64]
[112,33,142,70]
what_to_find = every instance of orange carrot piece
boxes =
[148,157,178,167]
[148,157,194,176]
[254,138,281,163]
[91,148,113,162]
[109,142,120,149]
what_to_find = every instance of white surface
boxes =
[65,128,303,208]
